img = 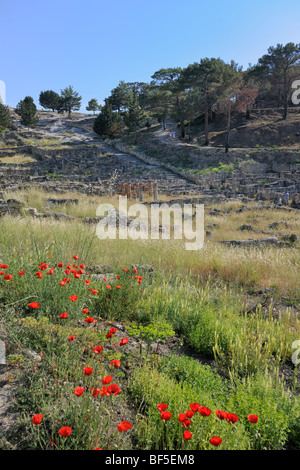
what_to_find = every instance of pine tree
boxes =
[58,86,82,118]
[15,96,39,126]
[93,100,123,138]
[86,98,101,114]
[0,101,12,131]
[39,90,60,112]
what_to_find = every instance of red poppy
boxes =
[157,403,168,413]
[4,274,12,280]
[78,269,85,275]
[185,410,194,419]
[93,448,103,450]
[227,413,239,424]
[110,327,117,334]
[59,426,72,437]
[133,268,138,274]
[116,285,121,289]
[210,436,222,447]
[117,421,132,432]
[190,403,201,412]
[247,415,259,424]
[110,359,121,368]
[102,375,112,385]
[32,414,43,425]
[65,269,71,275]
[115,275,120,280]
[178,413,187,423]
[106,285,111,289]
[80,264,85,269]
[84,317,96,323]
[59,281,66,286]
[106,332,113,339]
[101,386,109,397]
[120,338,129,346]
[103,277,107,281]
[123,268,127,272]
[18,271,26,276]
[74,386,85,397]
[60,312,68,319]
[35,271,43,278]
[93,345,103,354]
[83,367,93,376]
[90,388,100,398]
[73,255,79,260]
[69,295,78,302]
[0,271,4,275]
[74,273,81,279]
[215,410,228,420]
[107,384,121,395]
[58,263,64,268]
[82,308,89,314]
[28,302,40,309]
[85,280,91,286]
[182,419,192,428]
[183,430,193,440]
[161,411,172,421]
[0,264,8,269]
[199,406,212,417]
[68,336,76,342]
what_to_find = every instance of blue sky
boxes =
[1,0,300,112]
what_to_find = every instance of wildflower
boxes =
[106,285,111,289]
[215,410,228,420]
[69,295,78,302]
[32,414,43,425]
[28,302,40,309]
[80,264,85,269]
[59,281,66,286]
[182,419,192,428]
[107,384,122,395]
[57,263,64,268]
[183,431,193,440]
[74,386,85,397]
[102,375,113,385]
[68,336,76,342]
[247,415,259,424]
[120,338,129,346]
[35,271,43,278]
[18,271,26,276]
[110,359,121,368]
[178,413,187,423]
[115,275,120,280]
[4,274,12,280]
[106,332,113,339]
[85,317,96,323]
[110,327,117,334]
[117,421,132,432]
[85,280,91,286]
[60,312,68,319]
[227,413,239,424]
[0,264,8,269]
[82,308,89,314]
[59,426,72,437]
[73,255,79,260]
[90,388,100,398]
[116,285,121,289]
[93,345,103,354]
[161,411,172,421]
[185,410,194,419]
[101,386,109,397]
[123,268,127,272]
[83,367,93,376]
[210,436,222,447]
[199,406,212,417]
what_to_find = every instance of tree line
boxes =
[1,42,299,150]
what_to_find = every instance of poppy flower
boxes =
[82,308,89,314]
[116,285,121,289]
[32,414,43,425]
[58,263,64,268]
[85,317,96,323]
[83,367,93,376]
[107,384,122,395]
[103,277,107,281]
[0,271,4,275]
[210,436,222,447]
[247,415,259,424]
[100,386,109,397]
[28,302,40,309]
[157,403,168,413]
[120,338,129,346]
[59,281,66,286]
[60,312,68,319]
[91,289,98,295]
[65,269,71,275]
[110,359,121,368]
[74,273,81,279]
[69,295,78,302]
[18,271,26,276]
[80,264,85,269]
[199,406,212,417]
[90,388,100,398]
[215,410,228,420]
[4,274,12,280]
[74,386,85,397]
[161,411,172,421]
[123,268,127,272]
[189,403,201,412]
[93,448,103,450]
[178,413,187,423]
[117,421,132,432]
[68,336,76,342]
[106,332,113,339]
[73,255,79,260]
[85,280,91,286]
[182,419,192,428]
[183,431,192,440]
[227,413,239,424]
[59,426,72,437]
[110,327,117,334]
[115,275,120,280]
[102,375,113,385]
[35,271,43,278]
[185,410,194,419]
[78,269,85,275]
[106,285,111,289]
[133,268,138,274]
[0,264,8,269]
[93,345,103,354]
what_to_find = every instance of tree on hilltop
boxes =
[15,96,39,126]
[86,98,101,114]
[39,90,60,112]
[0,101,12,131]
[58,85,82,118]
